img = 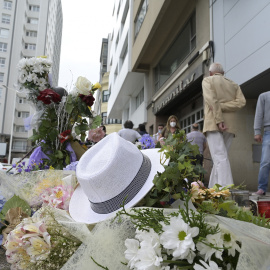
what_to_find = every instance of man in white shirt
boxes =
[118,120,141,143]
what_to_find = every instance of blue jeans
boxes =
[258,131,270,192]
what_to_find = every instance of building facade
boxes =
[94,37,122,134]
[0,0,62,163]
[104,0,270,189]
[211,0,270,191]
[107,0,147,129]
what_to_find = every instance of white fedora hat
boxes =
[69,132,168,224]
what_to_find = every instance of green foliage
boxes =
[144,130,206,207]
[198,198,270,229]
[0,195,31,220]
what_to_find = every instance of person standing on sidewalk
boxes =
[202,63,246,188]
[253,91,270,195]
[186,123,207,166]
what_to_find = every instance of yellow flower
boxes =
[49,165,54,170]
[92,82,101,90]
[55,189,63,199]
[37,56,47,58]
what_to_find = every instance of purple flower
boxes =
[17,168,22,173]
[64,161,79,171]
[12,164,16,168]
[139,134,155,149]
[22,162,25,166]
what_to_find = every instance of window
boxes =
[119,37,128,71]
[12,140,27,150]
[102,90,110,102]
[2,14,10,24]
[0,28,9,38]
[17,111,30,118]
[115,33,119,51]
[0,73,4,82]
[25,43,36,50]
[180,108,204,134]
[3,1,12,10]
[114,65,118,82]
[0,58,5,68]
[0,42,7,52]
[26,31,37,37]
[29,5,40,12]
[135,88,144,109]
[27,18,38,25]
[17,97,27,104]
[154,12,196,92]
[15,126,27,133]
[134,0,149,38]
[102,112,107,125]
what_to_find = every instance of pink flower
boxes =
[40,185,74,210]
[4,218,51,268]
[88,127,105,143]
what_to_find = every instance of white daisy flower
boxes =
[196,232,224,261]
[160,215,199,261]
[222,231,241,257]
[194,260,221,270]
[135,243,163,270]
[124,238,140,269]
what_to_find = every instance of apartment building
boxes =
[94,37,122,134]
[0,0,62,163]
[106,0,270,189]
[107,0,146,129]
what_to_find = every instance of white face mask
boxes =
[170,122,176,127]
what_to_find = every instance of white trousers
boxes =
[206,131,234,188]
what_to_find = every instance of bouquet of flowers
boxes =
[4,207,81,270]
[138,134,155,150]
[17,57,102,169]
[117,195,241,270]
[190,182,231,205]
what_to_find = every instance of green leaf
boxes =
[0,195,31,219]
[42,120,51,128]
[65,155,70,165]
[55,150,64,159]
[49,129,58,141]
[90,115,102,129]
[75,125,81,135]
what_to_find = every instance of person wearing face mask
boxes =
[159,115,181,143]
[153,123,164,143]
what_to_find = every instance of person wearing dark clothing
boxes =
[138,124,148,136]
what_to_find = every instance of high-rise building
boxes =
[0,0,62,163]
[94,37,122,134]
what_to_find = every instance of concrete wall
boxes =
[212,0,270,85]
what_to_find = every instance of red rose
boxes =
[59,130,71,143]
[79,94,95,107]
[37,89,61,105]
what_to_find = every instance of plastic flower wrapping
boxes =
[117,195,242,270]
[3,208,81,270]
[16,57,102,170]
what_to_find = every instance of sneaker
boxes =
[252,189,266,196]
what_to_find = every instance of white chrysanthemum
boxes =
[196,232,224,261]
[125,238,140,269]
[194,260,221,270]
[26,73,37,83]
[136,228,160,252]
[32,63,44,74]
[222,231,241,257]
[135,244,163,270]
[160,215,199,261]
